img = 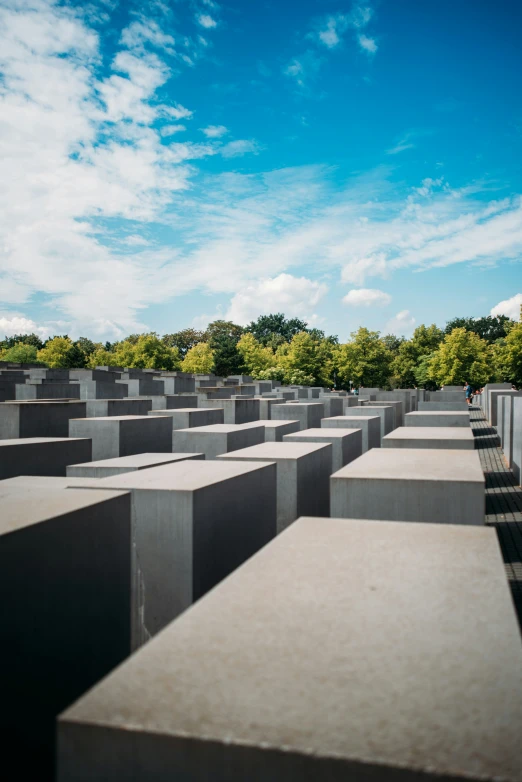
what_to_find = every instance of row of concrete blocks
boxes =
[2,441,507,782]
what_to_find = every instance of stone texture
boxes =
[0,400,86,438]
[405,411,470,428]
[69,415,172,461]
[382,427,475,450]
[271,402,324,431]
[283,427,362,473]
[66,452,204,478]
[172,423,265,459]
[0,437,92,479]
[321,415,380,451]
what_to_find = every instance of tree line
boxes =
[1,312,521,389]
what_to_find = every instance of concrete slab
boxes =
[405,411,470,428]
[418,400,469,411]
[172,423,265,459]
[382,427,475,450]
[255,397,286,419]
[0,437,92,479]
[0,400,86,438]
[85,399,152,417]
[321,415,380,451]
[316,396,344,417]
[1,487,131,780]
[127,394,199,410]
[16,383,81,400]
[66,452,204,478]
[259,420,301,442]
[148,407,224,430]
[331,448,485,525]
[338,405,394,437]
[69,415,172,461]
[57,517,522,782]
[512,397,522,485]
[489,389,520,426]
[198,398,260,424]
[283,427,363,473]
[271,402,324,430]
[361,399,402,427]
[79,380,128,400]
[217,442,331,532]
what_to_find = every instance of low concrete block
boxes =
[316,396,344,417]
[217,442,331,532]
[418,400,469,412]
[321,415,380,451]
[86,399,153,417]
[405,411,470,428]
[200,398,260,424]
[283,427,363,473]
[339,405,394,437]
[79,381,128,400]
[148,408,224,430]
[69,415,172,461]
[271,402,324,431]
[255,397,286,419]
[128,394,199,410]
[0,400,86,438]
[172,423,265,459]
[16,383,81,400]
[57,517,522,782]
[1,486,131,780]
[0,437,92,479]
[382,427,475,450]
[67,452,204,478]
[331,448,485,524]
[260,420,301,442]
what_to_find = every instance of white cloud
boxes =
[220,139,260,158]
[490,293,522,321]
[160,124,187,136]
[225,274,328,325]
[385,310,416,336]
[283,51,323,89]
[197,14,217,29]
[201,124,228,138]
[164,103,193,120]
[0,315,58,340]
[387,133,415,155]
[358,34,377,54]
[342,288,391,307]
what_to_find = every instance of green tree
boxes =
[444,315,513,343]
[278,331,334,386]
[128,334,181,370]
[204,320,244,377]
[86,348,117,369]
[0,343,45,364]
[1,333,44,351]
[37,336,84,368]
[236,333,275,377]
[181,342,215,373]
[494,321,522,386]
[337,328,393,389]
[391,324,443,388]
[246,313,309,349]
[428,328,491,388]
[162,329,204,359]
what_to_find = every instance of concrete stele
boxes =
[66,452,204,478]
[147,407,224,430]
[172,423,265,459]
[69,415,172,461]
[271,402,324,431]
[0,437,92,479]
[382,426,476,450]
[404,411,470,428]
[283,427,363,473]
[321,415,380,451]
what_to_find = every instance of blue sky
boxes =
[0,0,521,342]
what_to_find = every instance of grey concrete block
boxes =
[331,448,485,524]
[483,383,511,419]
[0,400,86,438]
[86,399,153,417]
[501,394,520,467]
[382,427,475,450]
[69,416,172,461]
[155,376,196,394]
[16,383,81,400]
[198,398,260,424]
[321,415,380,451]
[67,452,204,478]
[260,420,301,442]
[405,411,470,428]
[0,437,92,479]
[316,396,344,417]
[489,390,520,426]
[374,390,412,416]
[339,405,394,437]
[512,396,522,485]
[217,442,331,532]
[361,399,402,427]
[172,423,265,459]
[1,487,131,780]
[271,402,324,431]
[119,379,164,396]
[128,394,199,410]
[255,397,286,419]
[417,400,469,412]
[283,427,363,473]
[79,380,128,400]
[57,517,522,782]
[148,408,224,430]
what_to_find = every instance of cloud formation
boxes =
[342,288,391,307]
[226,274,328,325]
[490,293,522,321]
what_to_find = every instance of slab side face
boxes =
[405,411,470,428]
[382,427,475,451]
[58,517,522,782]
[321,416,380,451]
[0,437,92,479]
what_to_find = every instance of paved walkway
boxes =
[472,407,522,625]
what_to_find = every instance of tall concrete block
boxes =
[58,517,522,782]
[67,452,204,478]
[489,389,520,426]
[271,402,324,431]
[418,400,469,411]
[198,398,260,423]
[259,420,301,442]
[382,427,475,450]
[512,396,522,485]
[148,407,224,430]
[283,427,362,473]
[69,415,172,461]
[0,400,86,438]
[255,397,286,419]
[405,411,470,428]
[1,487,131,781]
[172,423,265,459]
[331,448,485,524]
[155,376,196,394]
[0,437,92,479]
[119,378,164,396]
[338,404,394,437]
[483,383,511,419]
[342,396,360,409]
[316,396,344,417]
[217,442,331,531]
[79,380,128,400]
[374,390,411,416]
[16,383,81,400]
[362,398,402,427]
[501,394,520,467]
[85,399,153,417]
[70,369,121,382]
[77,459,277,646]
[129,394,199,410]
[321,415,380,451]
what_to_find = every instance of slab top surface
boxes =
[218,442,331,460]
[69,453,203,469]
[0,437,88,446]
[61,517,522,781]
[384,427,475,441]
[173,423,263,434]
[324,415,379,422]
[284,428,358,439]
[332,448,484,483]
[70,415,153,423]
[407,411,470,418]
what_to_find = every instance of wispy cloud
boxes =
[343,288,391,307]
[197,14,217,29]
[313,2,377,52]
[220,139,260,158]
[386,132,416,155]
[283,50,323,90]
[385,310,416,336]
[226,274,327,325]
[201,124,228,138]
[358,33,377,54]
[490,293,522,321]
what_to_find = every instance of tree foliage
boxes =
[0,333,44,351]
[0,343,45,364]
[181,342,215,374]
[428,328,490,388]
[162,329,204,359]
[337,328,393,388]
[236,333,275,377]
[444,315,512,343]
[246,313,309,349]
[37,336,84,368]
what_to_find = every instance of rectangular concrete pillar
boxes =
[69,416,172,461]
[271,402,324,430]
[0,437,92,479]
[57,517,522,782]
[1,486,131,781]
[217,442,331,532]
[255,397,286,419]
[382,427,475,450]
[283,427,363,473]
[129,394,199,410]
[316,396,344,417]
[0,400,86,438]
[361,399,402,426]
[489,389,520,426]
[259,420,301,442]
[405,411,470,427]
[148,407,224,430]
[16,383,81,400]
[331,448,485,524]
[321,415,380,451]
[172,423,265,459]
[85,399,153,417]
[512,396,522,485]
[67,452,204,478]
[338,405,394,437]
[418,400,469,411]
[79,381,128,400]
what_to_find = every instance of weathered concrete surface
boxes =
[79,380,128,400]
[218,442,331,532]
[405,411,470,428]
[16,383,81,400]
[172,423,265,459]
[418,400,469,411]
[361,399,402,427]
[130,394,199,410]
[382,427,475,450]
[316,396,344,418]
[321,415,380,451]
[85,399,153,417]
[0,437,92,479]
[199,398,260,424]
[258,420,301,442]
[69,415,172,460]
[283,427,363,473]
[271,402,324,431]
[148,407,224,430]
[512,396,522,485]
[58,517,522,782]
[66,452,204,478]
[1,487,131,781]
[339,405,394,437]
[331,448,485,525]
[0,400,86,438]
